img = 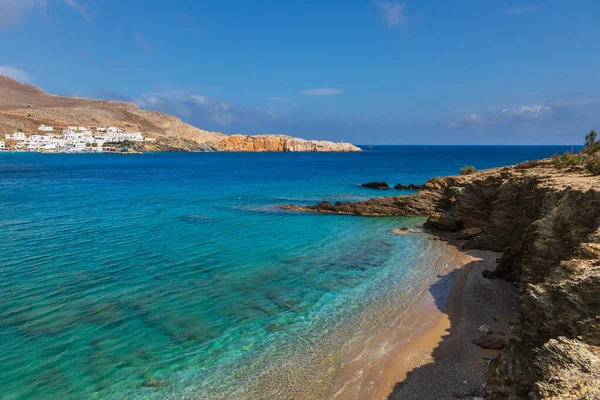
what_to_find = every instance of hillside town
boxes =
[0,125,155,153]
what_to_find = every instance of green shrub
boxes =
[585,153,600,175]
[584,130,600,154]
[460,165,476,175]
[552,151,583,169]
[586,159,600,175]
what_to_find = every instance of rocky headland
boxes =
[0,76,360,152]
[283,158,600,399]
[206,134,361,152]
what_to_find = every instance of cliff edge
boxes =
[283,159,600,399]
[207,134,361,152]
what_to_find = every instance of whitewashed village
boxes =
[0,124,155,153]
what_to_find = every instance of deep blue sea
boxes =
[0,146,573,399]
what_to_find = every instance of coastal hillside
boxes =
[0,76,360,152]
[284,159,600,399]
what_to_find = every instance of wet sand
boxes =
[326,239,520,400]
[387,246,519,400]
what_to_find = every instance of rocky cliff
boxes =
[283,159,600,399]
[207,134,361,152]
[0,76,360,152]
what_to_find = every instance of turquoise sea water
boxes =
[0,146,574,399]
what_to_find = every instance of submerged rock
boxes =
[141,378,169,388]
[361,181,390,189]
[389,227,410,235]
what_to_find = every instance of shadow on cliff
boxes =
[386,251,494,400]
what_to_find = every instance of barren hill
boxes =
[0,76,226,151]
[0,76,361,152]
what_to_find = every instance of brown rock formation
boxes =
[207,134,361,152]
[282,158,600,399]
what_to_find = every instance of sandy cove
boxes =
[282,158,600,399]
[326,237,519,400]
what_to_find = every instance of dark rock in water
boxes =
[366,145,374,149]
[472,335,507,349]
[141,378,169,388]
[361,181,390,189]
[452,227,483,240]
[335,201,343,206]
[394,183,425,190]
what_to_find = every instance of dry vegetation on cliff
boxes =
[283,158,600,399]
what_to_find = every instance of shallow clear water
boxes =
[0,146,573,399]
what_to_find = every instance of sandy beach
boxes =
[385,244,520,400]
[321,235,520,400]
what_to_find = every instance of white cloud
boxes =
[135,91,273,127]
[448,104,553,127]
[299,88,346,96]
[506,5,538,15]
[0,66,33,83]
[0,0,46,29]
[65,0,92,22]
[375,0,407,28]
[191,94,208,106]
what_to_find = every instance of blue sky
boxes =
[1,0,599,144]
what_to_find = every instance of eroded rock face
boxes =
[533,337,600,400]
[207,134,362,152]
[282,159,600,399]
[394,183,425,190]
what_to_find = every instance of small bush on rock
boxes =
[552,151,583,169]
[552,130,600,174]
[460,165,476,175]
[585,153,600,175]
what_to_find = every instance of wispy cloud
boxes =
[299,88,345,96]
[65,0,92,22]
[0,66,33,84]
[0,0,46,30]
[135,91,275,127]
[448,104,553,127]
[134,33,153,51]
[506,5,538,15]
[374,0,408,28]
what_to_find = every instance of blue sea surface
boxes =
[0,146,573,399]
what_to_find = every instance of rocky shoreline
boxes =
[282,158,600,399]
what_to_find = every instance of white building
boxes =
[30,135,51,143]
[5,132,26,140]
[96,127,107,132]
[107,127,122,133]
[101,132,144,142]
[38,124,54,131]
